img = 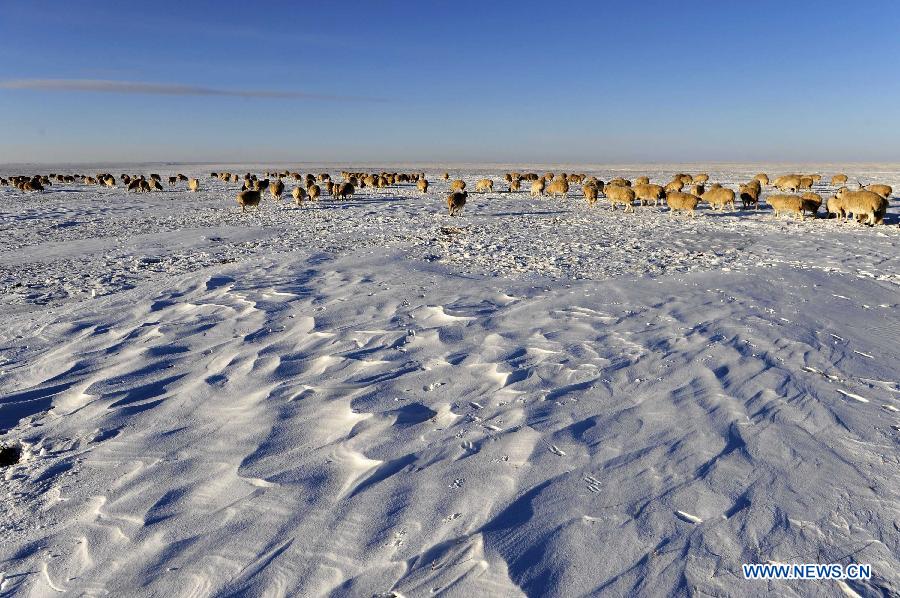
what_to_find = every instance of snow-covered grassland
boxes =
[0,163,898,597]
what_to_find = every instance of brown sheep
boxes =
[236,189,261,212]
[702,186,736,211]
[798,176,814,190]
[168,176,178,186]
[666,191,700,217]
[689,184,705,197]
[767,194,805,220]
[773,174,802,192]
[270,179,285,199]
[693,173,709,184]
[148,179,163,191]
[800,192,822,216]
[546,178,569,198]
[606,185,635,212]
[187,178,200,192]
[826,195,846,219]
[335,182,355,199]
[831,174,849,186]
[447,191,467,216]
[292,186,306,205]
[583,183,600,205]
[308,184,321,201]
[755,173,769,186]
[451,179,466,191]
[634,176,650,186]
[834,187,888,224]
[664,179,684,193]
[442,172,450,180]
[417,179,429,193]
[739,180,761,209]
[633,183,665,206]
[475,178,494,193]
[530,179,545,198]
[865,184,892,199]
[509,178,521,192]
[608,177,630,187]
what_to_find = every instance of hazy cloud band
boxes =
[0,79,387,102]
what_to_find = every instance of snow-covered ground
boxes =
[1,163,898,596]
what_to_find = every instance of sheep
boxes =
[450,179,466,191]
[767,194,805,220]
[665,191,700,217]
[236,190,261,212]
[447,191,467,216]
[608,177,630,187]
[150,173,161,182]
[442,172,450,180]
[103,176,116,188]
[865,184,892,199]
[268,179,284,200]
[739,180,761,209]
[256,179,270,193]
[606,185,635,212]
[475,178,494,193]
[417,179,429,193]
[148,178,163,191]
[755,173,769,186]
[634,176,650,186]
[308,184,321,201]
[546,178,569,198]
[509,177,521,192]
[773,174,802,192]
[693,173,709,184]
[178,174,189,182]
[168,176,178,186]
[689,183,705,197]
[530,179,545,198]
[798,176,814,190]
[826,195,846,219]
[831,173,848,185]
[583,183,600,205]
[127,179,143,192]
[702,186,736,211]
[188,178,200,192]
[664,179,684,193]
[335,182,355,199]
[800,192,822,216]
[292,186,306,205]
[834,187,888,225]
[634,183,665,206]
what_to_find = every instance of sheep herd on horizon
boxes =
[1,168,894,226]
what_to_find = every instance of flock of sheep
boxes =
[2,168,893,226]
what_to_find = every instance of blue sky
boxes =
[1,0,899,164]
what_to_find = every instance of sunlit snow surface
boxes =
[1,163,898,596]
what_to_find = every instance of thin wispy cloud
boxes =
[0,79,387,102]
